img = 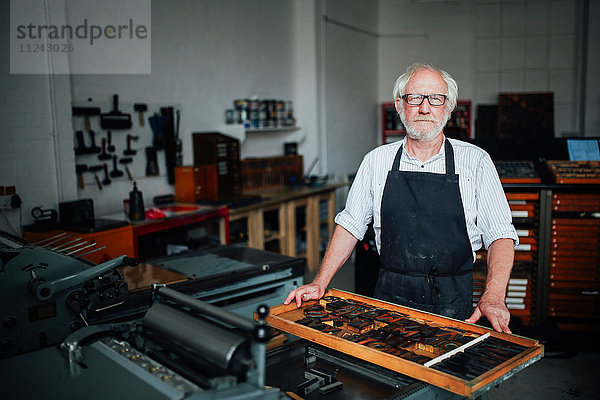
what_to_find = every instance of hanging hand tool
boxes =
[134,103,148,126]
[149,112,167,149]
[88,165,103,190]
[107,130,115,152]
[100,94,132,129]
[75,164,88,189]
[145,146,159,176]
[74,131,88,155]
[87,130,101,153]
[72,106,101,131]
[76,130,101,155]
[123,134,138,156]
[160,107,177,184]
[119,157,134,181]
[110,155,124,179]
[102,163,112,186]
[98,138,112,160]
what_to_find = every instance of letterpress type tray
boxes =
[267,289,543,398]
[547,160,600,184]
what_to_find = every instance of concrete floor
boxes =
[488,351,600,399]
[305,255,600,400]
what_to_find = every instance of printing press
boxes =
[0,229,304,356]
[1,286,279,399]
[0,231,542,399]
[0,231,291,399]
[88,244,306,325]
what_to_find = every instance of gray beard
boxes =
[400,109,449,142]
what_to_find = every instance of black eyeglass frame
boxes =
[401,93,448,107]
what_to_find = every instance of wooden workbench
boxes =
[23,203,228,263]
[229,184,342,272]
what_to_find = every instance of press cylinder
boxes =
[142,302,249,372]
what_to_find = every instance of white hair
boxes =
[392,63,458,113]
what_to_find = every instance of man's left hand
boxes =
[466,294,512,334]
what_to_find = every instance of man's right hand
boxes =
[284,226,358,308]
[284,283,326,308]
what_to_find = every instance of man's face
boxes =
[395,70,450,142]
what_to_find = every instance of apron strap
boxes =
[444,139,455,176]
[391,144,403,171]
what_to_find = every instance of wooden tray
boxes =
[267,289,543,399]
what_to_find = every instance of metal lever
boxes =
[29,255,138,301]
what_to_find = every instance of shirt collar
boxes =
[401,136,446,164]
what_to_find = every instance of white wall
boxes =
[585,0,600,136]
[0,0,377,233]
[0,0,75,235]
[378,0,474,106]
[378,0,584,138]
[1,0,322,231]
[292,0,320,175]
[322,0,379,181]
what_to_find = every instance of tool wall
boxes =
[71,97,183,215]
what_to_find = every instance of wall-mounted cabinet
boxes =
[381,102,405,144]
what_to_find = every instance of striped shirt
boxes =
[335,137,518,259]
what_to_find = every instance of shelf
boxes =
[245,126,300,133]
[217,124,302,144]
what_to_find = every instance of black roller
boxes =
[143,302,250,373]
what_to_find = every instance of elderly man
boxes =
[285,63,518,334]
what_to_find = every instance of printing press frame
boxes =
[266,339,466,400]
[0,232,136,358]
[87,245,305,325]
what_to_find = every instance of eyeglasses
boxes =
[401,94,447,107]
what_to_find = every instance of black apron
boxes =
[373,140,474,320]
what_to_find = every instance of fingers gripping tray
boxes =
[266,289,543,399]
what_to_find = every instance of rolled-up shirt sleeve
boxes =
[334,153,374,241]
[476,153,519,249]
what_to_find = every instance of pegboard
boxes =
[71,97,182,216]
